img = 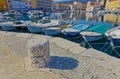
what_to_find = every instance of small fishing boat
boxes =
[27,22,43,33]
[105,26,120,47]
[81,23,111,42]
[0,13,8,22]
[0,21,15,31]
[50,13,65,25]
[80,31,104,42]
[62,28,80,37]
[62,24,90,37]
[87,23,111,34]
[12,21,30,31]
[44,27,62,36]
[27,13,64,33]
[27,20,60,33]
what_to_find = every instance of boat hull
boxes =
[27,26,42,33]
[83,35,104,42]
[105,26,120,47]
[1,25,15,31]
[62,28,80,38]
[44,28,61,36]
[65,32,80,38]
[109,38,120,47]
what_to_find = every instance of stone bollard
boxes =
[26,37,50,71]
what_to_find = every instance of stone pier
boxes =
[0,31,120,79]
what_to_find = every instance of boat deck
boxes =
[106,26,120,38]
[80,31,102,36]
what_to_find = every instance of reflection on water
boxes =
[65,12,120,25]
[104,14,120,24]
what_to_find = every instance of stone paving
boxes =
[0,31,120,79]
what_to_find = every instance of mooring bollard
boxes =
[26,37,50,70]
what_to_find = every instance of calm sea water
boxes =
[63,12,120,58]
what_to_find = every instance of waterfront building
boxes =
[54,0,87,12]
[0,0,9,11]
[10,0,26,10]
[7,0,32,10]
[23,0,32,9]
[54,4,71,12]
[31,0,53,12]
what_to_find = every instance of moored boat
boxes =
[27,20,60,33]
[27,13,64,33]
[62,28,80,37]
[27,23,43,33]
[105,26,120,47]
[62,24,90,37]
[0,21,15,31]
[44,27,62,36]
[81,23,111,42]
[80,31,104,42]
[12,21,30,31]
[87,23,111,34]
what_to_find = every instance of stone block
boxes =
[26,37,50,70]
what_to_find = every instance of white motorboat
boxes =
[27,13,64,33]
[80,31,104,42]
[0,13,8,22]
[27,20,59,33]
[12,21,30,31]
[50,13,64,25]
[0,21,15,31]
[44,27,62,36]
[105,26,120,47]
[27,23,43,33]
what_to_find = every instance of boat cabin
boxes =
[50,13,64,25]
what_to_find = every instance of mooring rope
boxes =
[82,35,93,48]
[103,44,111,52]
[112,47,120,57]
[109,41,120,57]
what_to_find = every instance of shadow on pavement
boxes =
[46,56,79,70]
